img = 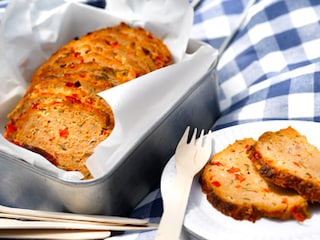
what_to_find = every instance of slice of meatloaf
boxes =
[200,138,310,222]
[249,126,320,203]
[5,95,113,179]
[6,78,112,128]
[32,61,118,91]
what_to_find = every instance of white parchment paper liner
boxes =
[0,0,218,181]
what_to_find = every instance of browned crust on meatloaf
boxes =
[4,22,171,179]
[31,22,172,86]
[6,78,111,123]
[248,126,320,203]
[200,138,310,222]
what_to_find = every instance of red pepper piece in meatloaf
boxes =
[249,126,320,203]
[200,138,310,222]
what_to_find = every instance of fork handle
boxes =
[156,171,193,240]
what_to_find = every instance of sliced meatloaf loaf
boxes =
[4,22,172,179]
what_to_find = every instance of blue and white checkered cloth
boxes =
[213,0,320,132]
[2,0,320,239]
[114,0,320,239]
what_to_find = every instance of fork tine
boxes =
[190,128,198,145]
[205,130,212,148]
[196,129,205,146]
[177,126,190,148]
[204,130,212,151]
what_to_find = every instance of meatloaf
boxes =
[200,138,310,222]
[4,22,172,179]
[249,126,320,203]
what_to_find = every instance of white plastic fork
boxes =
[155,126,212,240]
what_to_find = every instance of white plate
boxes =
[161,120,320,240]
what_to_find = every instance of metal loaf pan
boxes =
[0,39,220,216]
